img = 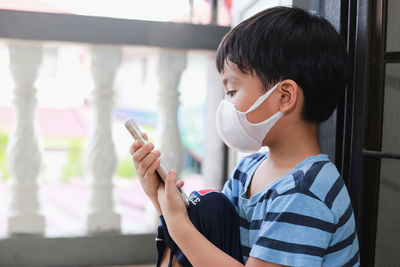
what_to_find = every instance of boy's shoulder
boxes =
[265,155,350,223]
[234,152,339,189]
[283,155,341,199]
[268,155,343,198]
[227,152,349,209]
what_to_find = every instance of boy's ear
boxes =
[278,79,299,113]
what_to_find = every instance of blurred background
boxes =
[0,0,399,266]
[0,0,233,238]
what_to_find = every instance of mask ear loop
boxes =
[245,82,280,114]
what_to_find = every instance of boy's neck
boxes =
[267,121,322,168]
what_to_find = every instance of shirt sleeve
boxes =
[250,192,335,267]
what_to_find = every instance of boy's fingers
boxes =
[146,158,161,177]
[130,141,142,155]
[132,143,154,163]
[140,150,161,175]
[176,180,184,188]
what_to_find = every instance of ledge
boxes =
[0,10,230,50]
[0,232,156,267]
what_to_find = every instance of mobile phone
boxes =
[124,118,189,207]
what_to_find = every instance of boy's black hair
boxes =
[216,6,349,123]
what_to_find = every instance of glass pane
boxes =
[381,64,400,153]
[0,0,232,26]
[387,0,400,51]
[375,158,400,266]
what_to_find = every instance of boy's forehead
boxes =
[220,60,258,84]
[221,60,240,74]
[220,61,242,81]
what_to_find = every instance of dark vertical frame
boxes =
[337,0,391,266]
[337,0,372,265]
[337,0,372,228]
[360,0,386,265]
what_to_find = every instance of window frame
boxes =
[337,0,400,265]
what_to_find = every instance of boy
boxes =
[131,6,360,267]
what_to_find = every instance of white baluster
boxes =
[6,42,45,235]
[144,50,187,230]
[202,55,226,189]
[85,46,121,234]
[156,50,187,177]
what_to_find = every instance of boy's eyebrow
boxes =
[222,76,237,85]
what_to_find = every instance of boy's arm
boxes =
[168,215,286,267]
[158,170,286,267]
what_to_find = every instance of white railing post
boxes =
[156,50,187,176]
[143,50,187,229]
[202,55,226,189]
[6,42,45,235]
[85,46,121,234]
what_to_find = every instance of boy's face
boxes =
[220,61,280,124]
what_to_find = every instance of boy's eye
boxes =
[225,91,236,98]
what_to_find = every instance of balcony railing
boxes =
[0,9,229,267]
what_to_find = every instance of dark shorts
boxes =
[156,189,243,267]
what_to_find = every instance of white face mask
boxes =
[215,82,284,152]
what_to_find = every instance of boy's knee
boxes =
[185,189,243,263]
[186,189,238,229]
[188,189,230,211]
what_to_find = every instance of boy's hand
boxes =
[130,133,162,213]
[158,170,189,234]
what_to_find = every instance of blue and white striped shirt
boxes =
[222,152,360,266]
